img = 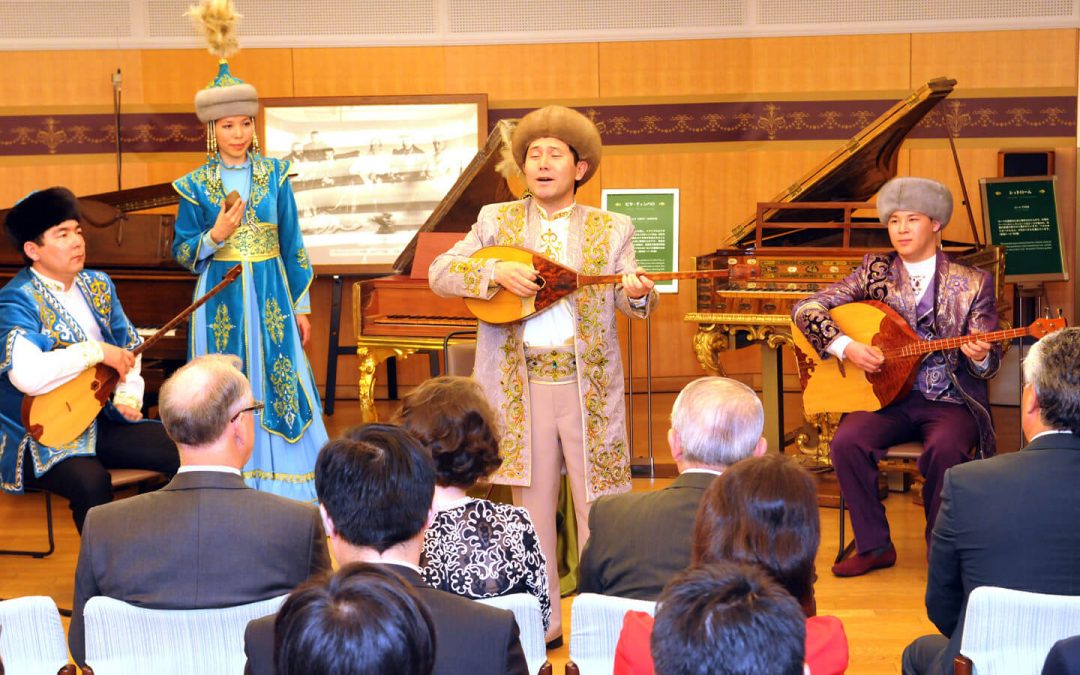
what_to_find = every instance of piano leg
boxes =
[761,340,785,454]
[357,346,420,422]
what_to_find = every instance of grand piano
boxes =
[352,120,519,421]
[0,183,193,406]
[685,76,1005,462]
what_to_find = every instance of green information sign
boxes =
[602,189,679,294]
[980,176,1068,282]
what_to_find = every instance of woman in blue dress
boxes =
[171,16,326,502]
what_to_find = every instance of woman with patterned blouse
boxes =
[398,376,551,635]
[171,1,327,502]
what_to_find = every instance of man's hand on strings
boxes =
[843,341,885,373]
[100,343,135,379]
[961,336,991,363]
[493,261,541,298]
[622,268,654,300]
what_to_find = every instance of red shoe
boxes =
[831,544,897,577]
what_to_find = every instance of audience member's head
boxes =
[396,376,501,489]
[274,562,436,675]
[315,424,435,553]
[651,562,806,675]
[692,453,819,613]
[1022,327,1080,437]
[669,377,766,471]
[158,354,255,464]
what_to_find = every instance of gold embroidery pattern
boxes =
[495,202,527,246]
[491,201,529,483]
[538,228,562,260]
[177,242,193,268]
[216,222,280,260]
[211,303,234,352]
[577,211,630,496]
[33,291,68,347]
[264,298,286,344]
[82,276,111,323]
[297,248,310,271]
[448,259,485,297]
[270,354,300,429]
[242,468,315,485]
[495,332,528,482]
[525,349,577,382]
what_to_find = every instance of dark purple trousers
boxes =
[831,390,978,553]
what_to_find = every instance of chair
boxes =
[476,593,552,675]
[565,593,657,675]
[953,586,1080,675]
[835,441,924,563]
[442,330,477,377]
[0,596,76,674]
[0,468,166,559]
[81,594,287,675]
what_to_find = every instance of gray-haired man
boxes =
[577,377,767,600]
[69,354,329,666]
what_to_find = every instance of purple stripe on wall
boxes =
[491,97,1076,144]
[0,97,1073,157]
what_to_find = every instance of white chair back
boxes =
[0,596,70,675]
[568,593,657,675]
[960,586,1080,675]
[476,593,547,675]
[83,594,287,675]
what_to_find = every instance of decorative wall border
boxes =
[0,97,1073,157]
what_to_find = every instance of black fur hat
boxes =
[4,187,80,248]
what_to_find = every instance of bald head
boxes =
[159,354,251,447]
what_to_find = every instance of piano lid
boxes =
[724,77,956,248]
[392,119,519,275]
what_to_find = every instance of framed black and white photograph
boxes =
[261,94,487,272]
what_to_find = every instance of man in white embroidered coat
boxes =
[429,105,656,643]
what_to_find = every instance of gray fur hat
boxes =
[877,176,953,227]
[194,61,258,123]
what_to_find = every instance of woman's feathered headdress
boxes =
[186,0,258,124]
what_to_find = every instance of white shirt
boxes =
[177,465,243,476]
[8,267,144,408]
[523,204,577,349]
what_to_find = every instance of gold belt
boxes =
[213,222,280,262]
[525,347,577,384]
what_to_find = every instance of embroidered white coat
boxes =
[429,198,656,501]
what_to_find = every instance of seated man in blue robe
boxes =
[0,187,179,532]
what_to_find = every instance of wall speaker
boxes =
[998,150,1055,177]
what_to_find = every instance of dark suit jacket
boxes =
[924,433,1080,674]
[577,470,717,600]
[243,563,528,675]
[70,470,330,665]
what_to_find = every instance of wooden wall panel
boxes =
[140,49,294,106]
[292,47,448,97]
[0,51,144,108]
[444,43,600,102]
[912,30,1078,89]
[598,35,912,98]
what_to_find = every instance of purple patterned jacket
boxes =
[792,250,1001,457]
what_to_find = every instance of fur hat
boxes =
[877,177,953,228]
[511,105,602,186]
[194,61,259,123]
[4,187,80,248]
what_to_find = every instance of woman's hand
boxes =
[114,404,143,422]
[843,341,885,373]
[210,196,245,244]
[295,314,311,347]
